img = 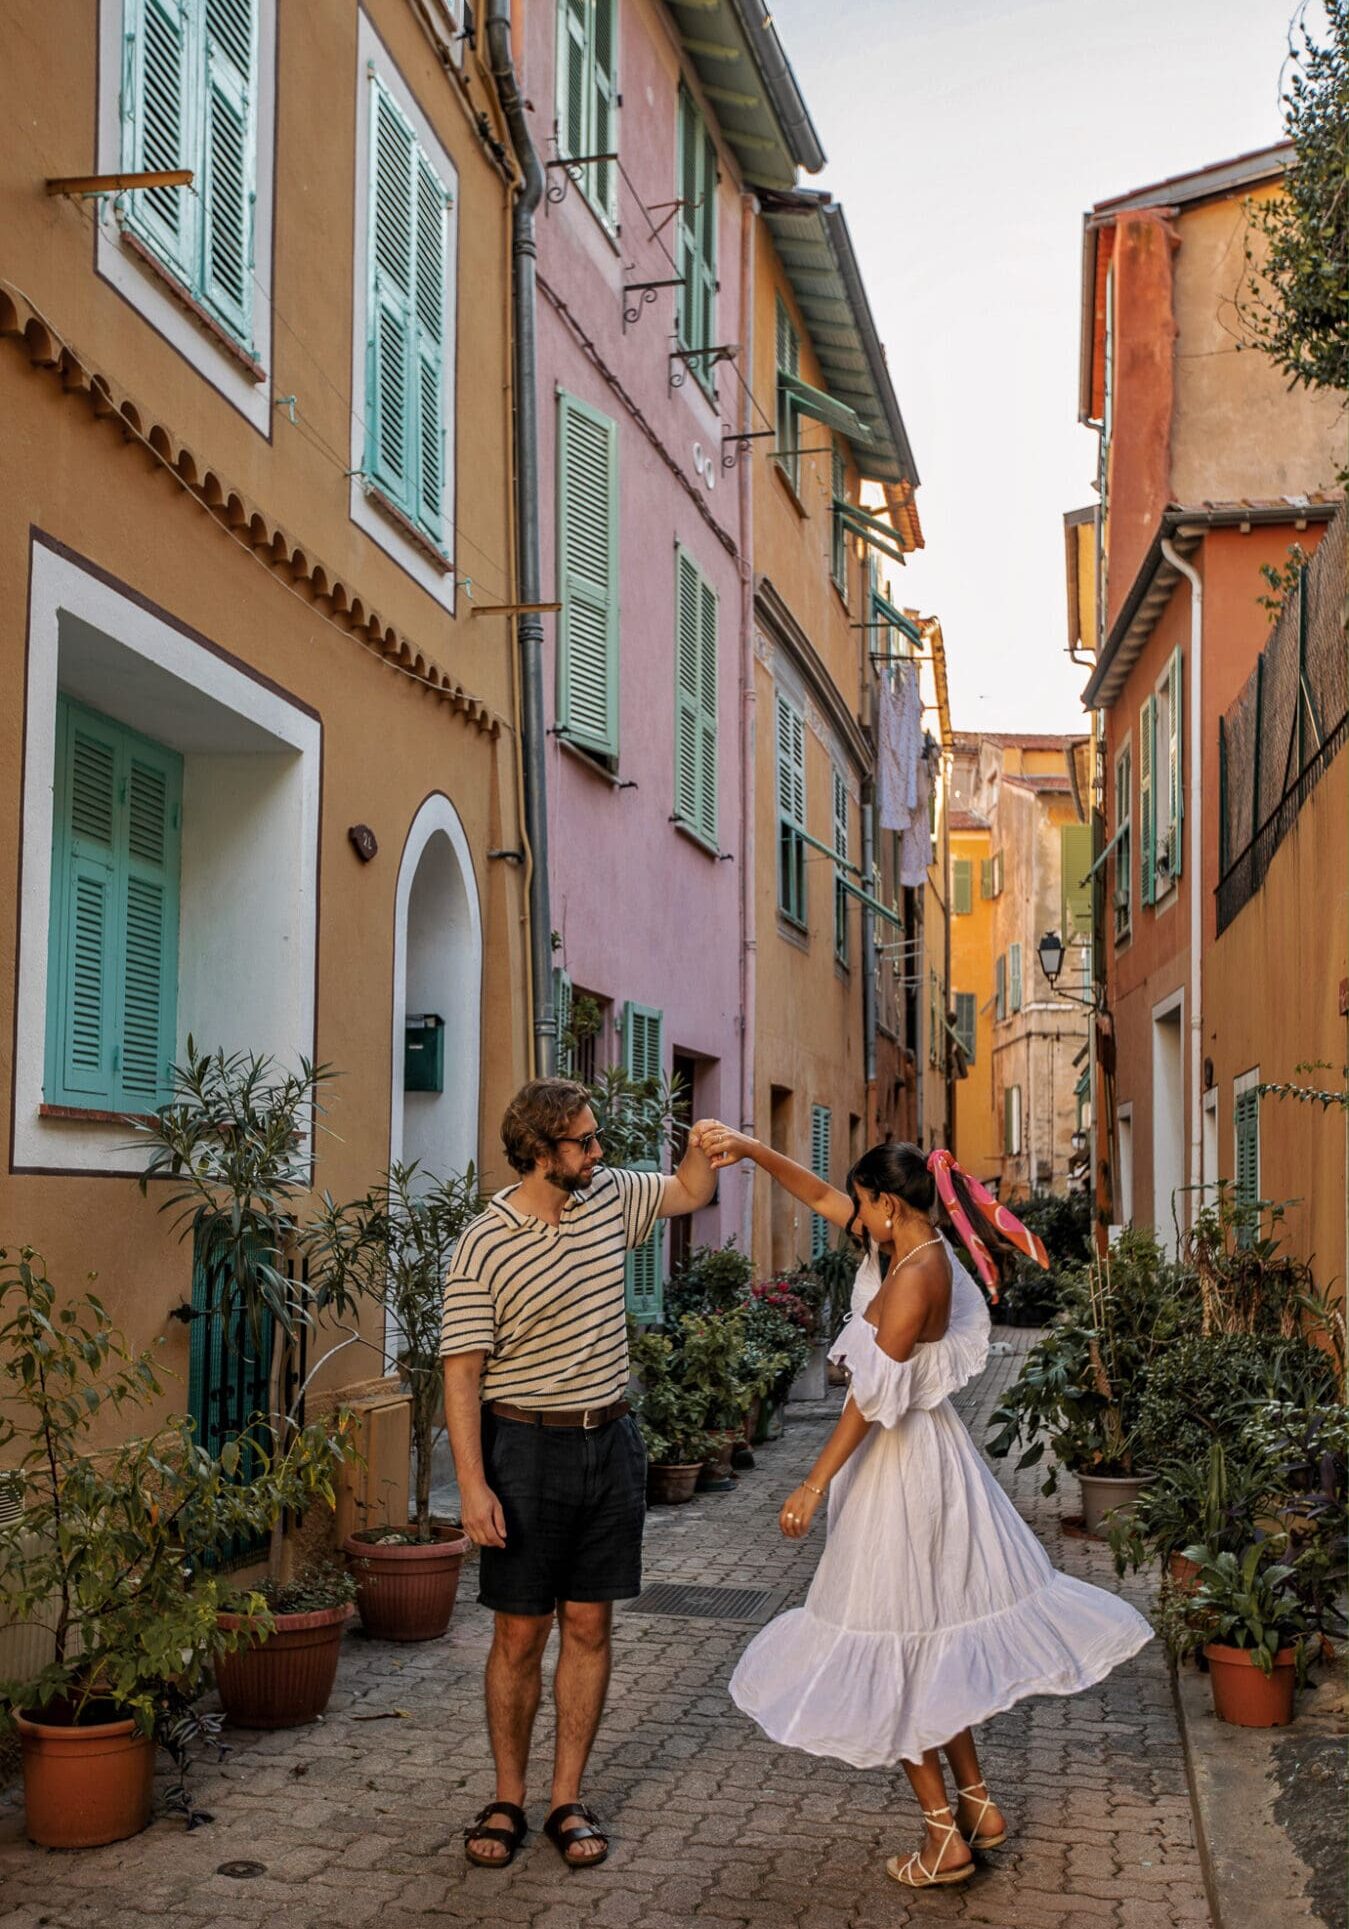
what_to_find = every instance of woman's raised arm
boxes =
[694,1123,855,1231]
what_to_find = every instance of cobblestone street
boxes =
[0,1334,1210,1929]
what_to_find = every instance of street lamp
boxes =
[1037,929,1066,987]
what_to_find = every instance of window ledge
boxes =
[39,1103,159,1129]
[831,577,850,614]
[557,733,622,784]
[672,817,721,859]
[120,231,266,383]
[772,461,810,521]
[776,913,809,950]
[361,481,453,573]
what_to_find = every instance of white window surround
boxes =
[1202,1088,1219,1202]
[1153,659,1179,908]
[95,0,277,438]
[1116,1102,1134,1227]
[14,536,320,1176]
[350,15,460,614]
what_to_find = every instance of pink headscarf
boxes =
[926,1148,1049,1304]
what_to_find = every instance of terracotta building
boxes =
[1071,144,1346,1285]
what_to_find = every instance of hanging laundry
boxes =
[899,736,934,887]
[877,662,923,832]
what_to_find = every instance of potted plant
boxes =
[1108,1442,1275,1589]
[305,1163,481,1640]
[131,1043,371,1725]
[0,1249,348,1846]
[628,1325,715,1504]
[1184,1543,1309,1727]
[213,1559,357,1727]
[677,1309,751,1492]
[986,1230,1192,1534]
[745,1281,814,1432]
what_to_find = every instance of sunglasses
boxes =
[552,1132,602,1154]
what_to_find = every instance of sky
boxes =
[764,0,1314,731]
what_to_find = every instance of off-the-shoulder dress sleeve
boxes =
[827,1317,917,1429]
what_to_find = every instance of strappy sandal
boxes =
[544,1801,609,1869]
[463,1801,528,1868]
[957,1779,1008,1850]
[885,1805,976,1889]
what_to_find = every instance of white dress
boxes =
[729,1240,1153,1768]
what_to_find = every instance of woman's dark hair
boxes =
[846,1141,1020,1273]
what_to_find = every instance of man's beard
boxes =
[546,1161,593,1195]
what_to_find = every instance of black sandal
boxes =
[543,1801,609,1869]
[463,1801,528,1868]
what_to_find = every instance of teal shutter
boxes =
[201,0,256,344]
[1234,1086,1260,1246]
[955,992,976,1064]
[556,0,617,226]
[591,0,617,224]
[1167,647,1183,880]
[554,968,574,1077]
[676,87,716,363]
[1139,695,1157,906]
[366,78,448,547]
[47,698,181,1114]
[123,0,197,284]
[557,392,620,759]
[776,694,806,922]
[830,449,847,587]
[1009,942,1022,1013]
[622,1002,664,1321]
[673,549,717,846]
[1114,748,1132,933]
[995,953,1006,1021]
[953,858,972,916]
[833,768,849,962]
[775,298,800,489]
[810,1105,832,1260]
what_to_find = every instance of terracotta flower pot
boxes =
[646,1462,702,1505]
[215,1602,354,1729]
[343,1522,471,1642]
[1078,1470,1150,1537]
[16,1706,155,1849]
[1203,1643,1298,1727]
[1168,1552,1202,1591]
[697,1437,737,1493]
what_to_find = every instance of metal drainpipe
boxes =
[942,747,953,1151]
[861,788,876,1130]
[738,189,757,1255]
[486,0,554,1076]
[1161,538,1203,1208]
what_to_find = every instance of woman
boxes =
[702,1129,1153,1891]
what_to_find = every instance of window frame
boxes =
[622,1000,665,1320]
[672,546,718,850]
[555,0,619,233]
[829,447,849,593]
[1113,734,1133,941]
[832,766,850,964]
[556,388,621,764]
[954,991,977,1065]
[952,857,973,917]
[674,83,717,390]
[774,297,801,495]
[775,691,807,929]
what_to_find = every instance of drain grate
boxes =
[626,1582,789,1625]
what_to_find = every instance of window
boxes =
[954,992,976,1065]
[776,693,806,926]
[1113,742,1133,938]
[45,697,182,1114]
[120,0,260,353]
[673,549,718,848]
[1116,1104,1134,1225]
[363,74,452,555]
[675,87,716,371]
[810,1105,832,1260]
[623,1002,664,1319]
[982,850,1005,898]
[556,0,618,228]
[1139,692,1157,906]
[1004,1084,1023,1156]
[830,448,848,591]
[1008,942,1023,1013]
[929,969,942,1069]
[1156,648,1184,892]
[554,968,573,1075]
[832,767,850,963]
[775,298,801,493]
[952,858,973,916]
[1234,1071,1261,1248]
[995,953,1006,1021]
[557,391,620,761]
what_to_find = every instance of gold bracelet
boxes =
[801,1480,827,1498]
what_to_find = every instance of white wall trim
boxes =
[14,539,320,1175]
[349,14,460,613]
[96,0,277,437]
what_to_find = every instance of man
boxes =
[441,1077,718,1870]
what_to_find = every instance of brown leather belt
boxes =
[487,1398,629,1431]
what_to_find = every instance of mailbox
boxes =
[404,1013,445,1093]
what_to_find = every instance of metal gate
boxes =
[186,1219,276,1568]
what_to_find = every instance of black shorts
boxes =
[477,1408,647,1617]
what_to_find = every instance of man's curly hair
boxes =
[501,1079,593,1175]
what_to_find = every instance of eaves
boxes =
[755,574,870,772]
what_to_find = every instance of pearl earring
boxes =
[885,1217,893,1230]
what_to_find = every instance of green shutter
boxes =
[775,297,800,489]
[554,968,574,1076]
[1114,748,1132,932]
[1139,694,1157,906]
[557,391,620,759]
[1009,942,1022,1013]
[559,0,587,163]
[1060,823,1094,938]
[1234,1086,1260,1247]
[995,953,1006,1021]
[366,77,448,547]
[201,0,256,344]
[592,0,617,224]
[1167,646,1183,881]
[980,856,994,899]
[810,1104,832,1260]
[775,693,806,922]
[955,992,976,1065]
[557,0,617,227]
[830,449,847,588]
[673,549,717,846]
[622,1001,664,1320]
[676,87,716,361]
[833,768,849,962]
[953,858,972,916]
[47,698,181,1114]
[123,0,197,284]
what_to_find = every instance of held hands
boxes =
[690,1119,756,1171]
[460,1479,508,1550]
[779,1482,824,1540]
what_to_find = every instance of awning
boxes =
[780,372,872,442]
[836,501,910,571]
[839,875,904,930]
[1084,822,1124,877]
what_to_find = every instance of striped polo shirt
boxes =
[439,1166,665,1409]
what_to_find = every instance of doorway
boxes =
[1151,996,1185,1255]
